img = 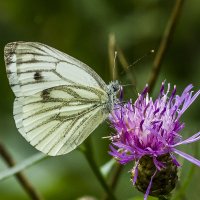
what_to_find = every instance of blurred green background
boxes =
[0,0,200,200]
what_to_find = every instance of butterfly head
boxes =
[108,80,120,93]
[107,80,121,112]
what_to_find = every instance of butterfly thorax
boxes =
[106,80,120,112]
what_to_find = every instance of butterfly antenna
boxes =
[126,49,154,71]
[113,51,118,80]
[121,83,135,87]
[102,135,112,139]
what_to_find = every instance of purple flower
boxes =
[109,82,200,199]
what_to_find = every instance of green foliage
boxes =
[0,0,200,200]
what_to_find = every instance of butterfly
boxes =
[4,42,120,156]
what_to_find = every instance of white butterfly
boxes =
[4,42,120,156]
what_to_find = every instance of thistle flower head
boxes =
[109,82,200,199]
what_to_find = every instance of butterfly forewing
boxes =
[5,42,110,156]
[5,42,107,96]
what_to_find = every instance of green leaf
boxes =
[100,158,116,178]
[0,153,47,181]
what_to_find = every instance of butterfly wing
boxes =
[5,42,109,156]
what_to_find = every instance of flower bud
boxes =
[131,154,178,198]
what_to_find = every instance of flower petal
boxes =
[132,160,139,185]
[171,131,200,147]
[177,89,200,119]
[169,153,181,166]
[144,170,157,200]
[173,148,200,167]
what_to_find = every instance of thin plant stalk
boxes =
[148,0,185,93]
[81,138,117,200]
[103,164,123,200]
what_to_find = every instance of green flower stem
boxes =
[80,138,117,200]
[103,164,123,200]
[108,164,123,190]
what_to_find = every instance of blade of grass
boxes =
[0,143,44,200]
[0,152,47,181]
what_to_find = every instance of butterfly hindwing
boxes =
[14,89,107,155]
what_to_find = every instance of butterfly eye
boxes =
[113,86,118,92]
[113,84,120,93]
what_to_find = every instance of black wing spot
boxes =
[34,71,43,81]
[41,89,50,101]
